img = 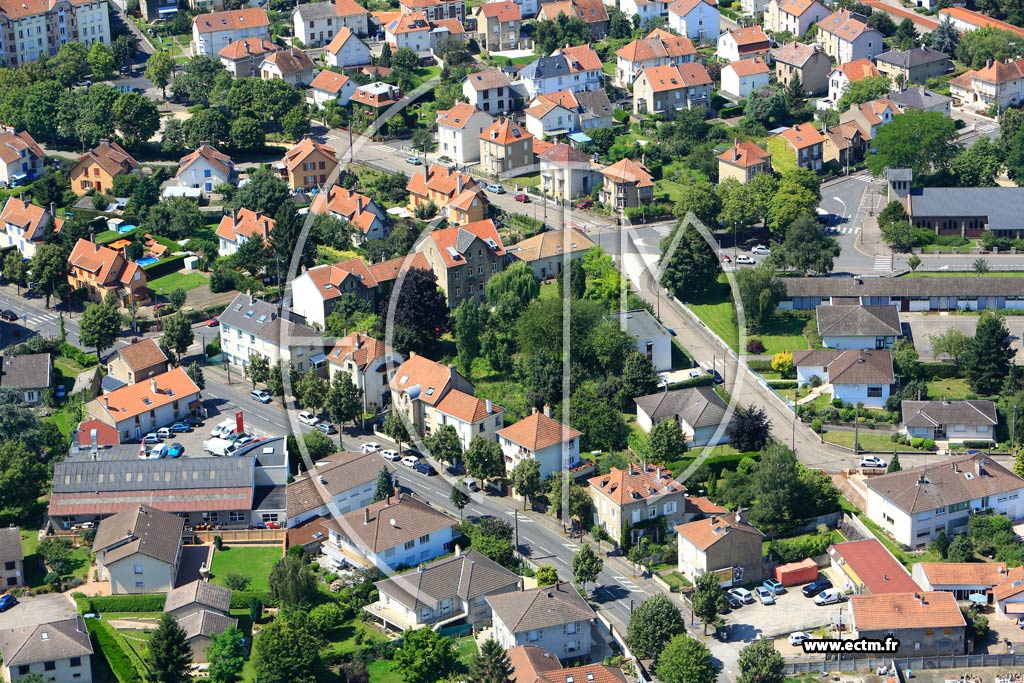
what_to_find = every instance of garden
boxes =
[209,544,285,594]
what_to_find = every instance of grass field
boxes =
[822,430,927,453]
[687,277,809,353]
[766,135,797,175]
[209,545,283,593]
[926,377,977,400]
[147,271,208,296]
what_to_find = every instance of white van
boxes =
[210,419,235,439]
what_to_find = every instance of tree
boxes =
[87,43,115,81]
[768,180,818,237]
[657,635,719,683]
[207,625,245,683]
[670,180,722,229]
[887,453,902,472]
[930,529,950,559]
[486,261,539,311]
[3,250,27,293]
[946,534,975,563]
[735,266,786,332]
[379,42,393,67]
[252,611,327,683]
[393,628,458,683]
[162,313,194,362]
[391,47,419,71]
[570,383,628,453]
[186,362,206,392]
[388,267,451,354]
[867,10,897,36]
[296,372,329,415]
[623,351,659,399]
[931,15,960,54]
[79,301,120,357]
[837,75,895,112]
[572,543,603,594]
[776,215,840,275]
[450,486,469,520]
[950,136,1002,187]
[465,436,505,485]
[717,178,762,234]
[956,25,1020,68]
[112,92,160,146]
[382,412,409,452]
[454,298,487,375]
[52,43,89,89]
[373,467,393,503]
[245,353,270,389]
[230,115,265,151]
[535,565,559,586]
[145,51,174,98]
[268,554,318,606]
[146,197,205,241]
[281,105,311,140]
[866,110,958,177]
[182,107,230,149]
[771,351,794,378]
[966,311,1017,395]
[557,258,587,300]
[744,86,788,125]
[626,595,687,661]
[750,443,803,529]
[727,403,772,452]
[38,537,74,579]
[147,613,192,683]
[691,570,723,634]
[31,242,70,308]
[511,459,542,510]
[233,166,291,215]
[737,638,785,683]
[975,258,990,274]
[930,328,972,367]
[302,430,334,461]
[427,424,463,466]
[326,371,362,429]
[649,419,686,464]
[468,639,512,683]
[112,34,138,68]
[908,254,922,271]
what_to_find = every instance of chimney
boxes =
[710,516,719,525]
[977,458,986,475]
[103,397,109,408]
[656,466,662,481]
[363,508,370,525]
[733,137,739,161]
[150,379,158,394]
[486,399,493,414]
[455,544,461,557]
[543,404,553,418]
[531,406,538,415]
[917,472,926,486]
[457,174,463,194]
[247,289,254,305]
[952,461,958,473]
[987,58,993,69]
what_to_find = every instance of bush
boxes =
[746,338,766,353]
[811,418,822,433]
[809,375,822,388]
[923,439,936,451]
[769,532,832,563]
[910,437,925,449]
[666,374,714,390]
[230,590,275,609]
[224,572,251,591]
[962,441,993,449]
[74,594,166,612]
[747,360,773,372]
[60,341,99,367]
[769,381,797,390]
[87,619,142,683]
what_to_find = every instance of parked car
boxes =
[816,208,830,224]
[142,432,161,444]
[723,591,742,609]
[721,254,732,263]
[413,463,436,475]
[169,422,192,433]
[762,579,784,595]
[185,416,204,427]
[0,595,18,612]
[206,316,219,327]
[728,587,754,604]
[575,199,593,209]
[751,245,770,255]
[250,389,272,403]
[0,310,17,321]
[380,449,400,461]
[859,456,887,468]
[463,477,480,491]
[814,588,846,606]
[405,156,422,165]
[155,427,172,439]
[315,422,337,435]
[789,632,812,646]
[513,193,530,203]
[361,442,382,453]
[487,184,506,194]
[298,411,319,426]
[401,455,419,467]
[231,433,255,446]
[802,579,832,598]
[167,443,185,458]
[736,255,756,265]
[210,419,234,438]
[756,586,776,605]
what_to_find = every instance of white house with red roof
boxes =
[436,103,493,165]
[416,219,506,306]
[84,367,202,441]
[949,58,1024,111]
[293,0,370,47]
[0,129,44,186]
[764,0,828,36]
[216,208,275,257]
[590,464,688,543]
[614,28,696,88]
[218,37,278,78]
[667,0,718,40]
[324,27,372,68]
[172,142,234,194]
[309,184,388,243]
[497,408,581,479]
[327,333,404,411]
[309,70,358,106]
[721,57,771,98]
[816,8,883,64]
[1,197,62,258]
[826,58,881,107]
[716,25,771,62]
[260,47,316,85]
[191,8,271,57]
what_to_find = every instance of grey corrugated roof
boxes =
[888,87,951,111]
[54,457,255,494]
[783,276,1024,298]
[816,304,901,337]
[176,610,237,640]
[0,353,51,390]
[165,580,232,615]
[634,386,728,429]
[486,582,595,633]
[608,309,670,340]
[374,549,520,611]
[0,527,22,564]
[876,46,948,69]
[910,186,1024,232]
[0,616,92,667]
[901,400,997,428]
[521,56,570,80]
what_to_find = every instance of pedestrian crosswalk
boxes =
[874,256,891,272]
[613,576,643,592]
[826,226,861,235]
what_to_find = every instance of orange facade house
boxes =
[406,165,489,226]
[70,140,139,196]
[68,239,149,306]
[277,136,340,190]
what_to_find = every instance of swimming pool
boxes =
[135,257,159,267]
[118,224,137,233]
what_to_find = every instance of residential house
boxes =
[286,451,385,527]
[739,0,768,15]
[487,582,597,658]
[539,143,600,202]
[589,464,687,544]
[92,505,183,594]
[851,591,965,656]
[634,386,731,446]
[519,45,604,99]
[74,420,120,449]
[775,41,830,96]
[888,86,952,115]
[876,45,950,85]
[294,0,369,47]
[839,97,896,141]
[176,610,238,663]
[993,566,1024,617]
[476,1,521,51]
[463,70,517,115]
[716,26,771,63]
[772,123,824,171]
[321,493,459,571]
[614,28,696,88]
[621,0,671,30]
[351,81,402,111]
[938,6,1024,39]
[721,57,771,99]
[793,348,894,408]
[398,0,465,22]
[384,11,431,51]
[633,62,712,116]
[497,409,582,480]
[480,116,534,177]
[764,0,828,36]
[390,354,504,448]
[67,238,148,306]
[780,275,1024,312]
[0,196,61,258]
[0,0,110,68]
[140,0,179,21]
[949,58,1024,111]
[535,0,608,37]
[524,89,613,140]
[218,37,278,78]
[667,0,719,41]
[816,9,882,64]
[277,136,340,190]
[0,129,44,186]
[609,309,672,372]
[326,332,404,412]
[309,70,358,106]
[164,580,232,620]
[828,539,920,595]
[507,227,594,280]
[0,615,93,683]
[826,58,881,107]
[913,562,1010,601]
[815,304,901,349]
[191,8,271,57]
[417,219,507,306]
[260,47,316,85]
[216,207,274,257]
[173,143,234,194]
[436,103,493,165]
[407,165,489,226]
[506,646,627,683]
[901,400,997,445]
[676,511,765,585]
[69,139,139,196]
[368,548,520,632]
[0,353,51,405]
[84,367,202,442]
[106,338,168,389]
[218,293,324,374]
[865,452,1024,547]
[309,184,388,243]
[0,527,23,589]
[822,121,864,168]
[600,157,655,211]
[325,27,373,67]
[717,139,772,183]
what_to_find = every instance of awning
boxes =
[1004,603,1024,614]
[546,128,570,136]
[157,6,178,13]
[968,593,988,604]
[310,353,326,365]
[567,132,592,144]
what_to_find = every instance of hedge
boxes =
[87,619,142,683]
[667,374,715,391]
[60,341,99,368]
[769,381,798,390]
[747,360,773,372]
[231,590,275,609]
[75,593,166,613]
[918,363,961,380]
[141,254,187,279]
[768,532,832,563]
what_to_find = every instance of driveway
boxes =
[0,594,76,629]
[903,312,1024,363]
[175,545,212,587]
[720,585,838,642]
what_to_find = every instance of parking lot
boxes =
[904,313,1024,362]
[721,583,841,643]
[0,594,76,629]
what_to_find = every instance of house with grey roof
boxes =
[875,45,950,85]
[888,86,952,115]
[0,527,23,589]
[487,582,597,659]
[218,292,325,374]
[902,400,997,444]
[285,451,388,528]
[165,579,232,619]
[367,548,521,632]
[780,275,1024,312]
[92,505,184,594]
[815,304,901,349]
[609,309,672,372]
[634,386,730,447]
[177,610,238,663]
[0,353,52,404]
[0,615,93,683]
[793,348,894,408]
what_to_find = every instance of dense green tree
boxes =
[691,570,724,634]
[186,362,206,391]
[373,467,394,503]
[145,197,204,241]
[590,320,636,376]
[768,179,818,237]
[950,136,1002,187]
[866,110,958,177]
[230,115,266,152]
[207,625,245,683]
[28,241,69,308]
[966,311,1016,395]
[162,313,194,362]
[295,371,329,415]
[557,258,587,299]
[252,611,327,683]
[172,55,228,104]
[269,554,318,606]
[744,86,788,125]
[145,51,174,98]
[511,458,542,510]
[737,638,785,683]
[281,105,311,140]
[572,543,603,594]
[887,453,902,473]
[147,613,192,683]
[623,351,658,400]
[726,403,772,452]
[112,34,138,68]
[535,565,559,586]
[657,635,719,683]
[3,250,27,293]
[735,266,786,332]
[394,628,458,683]
[79,301,121,357]
[660,222,719,300]
[626,595,687,661]
[382,412,409,452]
[717,177,763,232]
[750,443,803,529]
[454,298,487,375]
[112,92,160,146]
[533,14,590,53]
[570,382,628,452]
[649,418,686,463]
[894,18,919,49]
[466,436,505,485]
[775,215,840,275]
[486,260,539,310]
[930,529,950,559]
[837,75,894,112]
[87,43,116,81]
[0,439,47,526]
[245,353,271,389]
[326,370,362,429]
[387,266,451,354]
[946,534,975,563]
[956,26,1021,69]
[931,15,960,54]
[182,107,230,149]
[468,639,512,683]
[450,486,469,520]
[426,424,462,466]
[52,43,89,89]
[670,179,722,228]
[233,166,291,216]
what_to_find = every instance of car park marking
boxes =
[613,576,643,592]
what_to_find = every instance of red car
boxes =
[207,316,219,327]
[575,199,593,209]
[513,193,530,203]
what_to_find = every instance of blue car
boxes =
[167,443,185,458]
[169,422,192,433]
[413,463,436,476]
[0,595,18,612]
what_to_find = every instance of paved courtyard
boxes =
[721,584,838,642]
[0,593,76,629]
[903,313,1024,362]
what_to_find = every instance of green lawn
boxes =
[687,277,809,353]
[209,545,283,593]
[147,271,208,296]
[763,528,845,555]
[766,134,797,175]
[822,429,927,453]
[539,281,560,299]
[926,377,978,400]
[20,530,46,587]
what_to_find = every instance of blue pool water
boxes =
[118,224,137,233]
[135,257,159,267]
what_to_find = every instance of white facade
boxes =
[818,25,882,64]
[218,321,323,374]
[740,0,769,13]
[462,77,516,115]
[325,31,372,67]
[668,0,719,40]
[293,3,369,47]
[289,272,330,329]
[833,382,890,408]
[437,109,493,164]
[324,522,457,572]
[327,351,405,413]
[0,0,110,67]
[827,67,852,105]
[192,14,271,57]
[539,158,600,202]
[623,0,671,27]
[764,0,828,35]
[498,435,579,481]
[521,63,602,99]
[822,334,897,350]
[524,103,576,139]
[491,611,592,659]
[174,156,232,194]
[288,478,375,528]
[310,78,358,106]
[721,63,770,98]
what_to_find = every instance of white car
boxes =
[736,255,756,265]
[156,427,173,439]
[789,632,812,647]
[859,456,887,468]
[380,449,400,461]
[755,586,776,605]
[297,411,319,426]
[751,245,770,255]
[728,587,754,604]
[142,432,161,444]
[361,442,382,453]
[401,455,419,467]
[814,588,846,606]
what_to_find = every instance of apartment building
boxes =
[0,0,110,67]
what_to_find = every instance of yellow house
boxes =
[68,238,149,306]
[70,140,139,196]
[406,165,489,225]
[277,136,340,190]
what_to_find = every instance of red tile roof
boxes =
[834,57,880,81]
[310,70,352,95]
[718,140,771,167]
[601,158,654,188]
[217,37,277,60]
[589,464,685,505]
[829,539,920,594]
[435,388,502,423]
[676,512,763,550]
[177,143,233,178]
[779,123,824,149]
[480,1,520,21]
[282,136,339,173]
[437,103,488,130]
[939,6,1024,38]
[727,56,771,77]
[0,129,42,165]
[88,367,201,422]
[497,412,580,451]
[427,219,505,268]
[480,117,533,146]
[193,8,269,33]
[216,208,274,244]
[852,591,964,631]
[75,419,120,447]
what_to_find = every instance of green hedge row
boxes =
[142,254,187,279]
[230,590,275,609]
[75,593,166,613]
[918,363,960,380]
[87,619,142,683]
[667,374,715,391]
[748,360,773,372]
[60,341,99,367]
[768,533,832,563]
[769,381,798,390]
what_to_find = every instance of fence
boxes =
[785,653,1024,675]
[188,529,285,545]
[437,624,473,639]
